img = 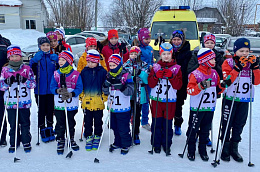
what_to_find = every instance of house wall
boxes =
[195,8,225,25]
[0,6,21,29]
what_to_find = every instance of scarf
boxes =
[108,42,119,50]
[60,65,73,74]
[8,59,23,71]
[109,66,123,78]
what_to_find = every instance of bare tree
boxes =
[102,0,163,34]
[218,0,258,36]
[46,0,95,30]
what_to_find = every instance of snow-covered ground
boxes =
[0,29,259,171]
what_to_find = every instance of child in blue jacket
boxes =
[29,37,58,143]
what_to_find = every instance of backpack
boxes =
[0,34,11,72]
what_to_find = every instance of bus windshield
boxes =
[151,21,198,40]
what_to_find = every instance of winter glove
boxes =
[16,74,27,84]
[164,68,173,78]
[248,55,259,70]
[103,80,112,88]
[155,69,164,79]
[120,43,127,54]
[114,83,126,92]
[234,56,248,72]
[4,75,15,86]
[97,41,103,52]
[61,92,74,101]
[220,79,232,88]
[133,76,141,83]
[33,51,44,62]
[199,79,211,90]
[56,87,68,95]
[108,77,121,85]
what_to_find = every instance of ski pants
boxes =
[111,111,131,148]
[130,100,142,135]
[186,111,214,153]
[220,99,249,143]
[141,85,150,125]
[54,110,77,140]
[84,109,103,137]
[7,108,31,146]
[35,94,54,129]
[174,91,185,127]
[0,91,7,144]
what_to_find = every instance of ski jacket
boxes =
[101,43,129,70]
[50,68,83,111]
[139,43,154,68]
[29,50,58,95]
[222,58,260,102]
[0,64,36,109]
[80,65,108,111]
[77,51,107,72]
[148,59,183,102]
[123,59,148,104]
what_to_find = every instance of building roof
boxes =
[0,0,22,6]
[197,18,218,23]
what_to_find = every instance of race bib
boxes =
[54,88,79,111]
[107,90,130,112]
[150,79,177,102]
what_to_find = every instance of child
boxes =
[169,30,192,135]
[186,48,221,161]
[220,38,260,162]
[0,45,36,153]
[54,28,72,52]
[148,43,182,154]
[29,37,58,143]
[102,54,134,155]
[77,37,107,73]
[50,51,83,154]
[101,29,129,70]
[137,28,154,131]
[123,46,149,145]
[46,31,65,55]
[80,49,107,151]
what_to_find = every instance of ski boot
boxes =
[46,127,55,142]
[230,142,243,162]
[154,147,161,154]
[109,144,120,152]
[134,134,140,145]
[71,139,79,151]
[85,135,93,151]
[187,152,195,161]
[40,128,49,143]
[221,142,231,162]
[206,137,212,147]
[57,138,65,155]
[174,126,182,136]
[199,144,209,161]
[23,143,32,153]
[92,135,101,150]
[121,147,129,155]
[9,145,15,153]
[142,124,151,131]
[163,147,171,156]
[0,140,7,147]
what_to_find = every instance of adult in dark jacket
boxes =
[0,34,11,146]
[169,30,192,135]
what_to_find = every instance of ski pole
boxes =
[14,82,20,163]
[79,116,84,142]
[248,69,254,167]
[64,100,73,158]
[165,77,170,156]
[178,78,212,158]
[215,72,241,167]
[0,87,10,141]
[211,75,231,167]
[131,65,137,146]
[210,123,215,153]
[36,61,40,146]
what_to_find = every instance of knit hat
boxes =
[38,37,50,47]
[138,28,151,41]
[172,30,184,41]
[233,38,250,53]
[159,43,173,55]
[86,49,100,63]
[204,34,216,44]
[197,48,216,65]
[7,45,22,59]
[85,37,97,48]
[130,46,141,55]
[46,31,57,40]
[108,29,119,40]
[54,28,65,39]
[108,54,122,66]
[59,51,74,65]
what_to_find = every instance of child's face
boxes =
[59,58,67,67]
[50,39,58,48]
[40,43,50,52]
[87,45,97,51]
[87,61,98,68]
[161,51,172,62]
[57,33,63,41]
[235,48,250,57]
[171,37,182,46]
[109,62,117,69]
[204,40,215,49]
[9,55,22,62]
[143,38,151,45]
[209,58,216,67]
[109,37,118,45]
[129,52,138,60]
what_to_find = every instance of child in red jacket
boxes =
[148,43,182,154]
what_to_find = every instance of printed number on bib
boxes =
[233,82,249,94]
[58,94,72,103]
[156,83,171,95]
[203,92,215,104]
[8,86,28,98]
[110,95,121,106]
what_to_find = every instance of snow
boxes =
[0,0,22,6]
[197,18,218,23]
[0,29,260,172]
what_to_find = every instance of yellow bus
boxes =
[150,6,200,60]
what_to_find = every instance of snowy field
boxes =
[0,29,259,171]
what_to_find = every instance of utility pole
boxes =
[254,4,260,31]
[95,0,98,31]
[240,3,247,35]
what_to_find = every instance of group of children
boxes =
[0,27,259,164]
